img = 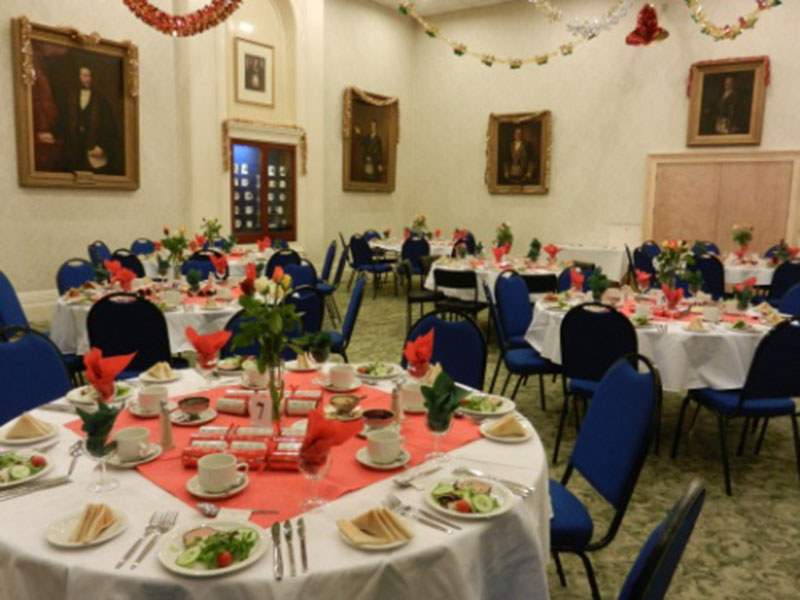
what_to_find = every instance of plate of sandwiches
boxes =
[285,353,320,373]
[140,361,181,384]
[46,503,128,548]
[0,413,57,445]
[337,508,414,551]
[479,413,534,443]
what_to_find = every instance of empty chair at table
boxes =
[284,261,318,288]
[182,249,227,281]
[778,283,800,315]
[401,309,487,391]
[550,354,660,600]
[56,258,95,295]
[130,238,156,256]
[641,240,661,258]
[555,302,639,463]
[110,249,145,278]
[401,236,430,287]
[283,285,325,360]
[221,310,259,358]
[494,271,534,350]
[521,273,557,301]
[764,260,800,307]
[87,240,111,267]
[265,249,301,278]
[617,478,706,600]
[396,260,442,332]
[688,254,725,300]
[349,234,393,298]
[671,316,800,496]
[557,266,594,293]
[632,247,656,289]
[451,231,476,256]
[433,268,488,328]
[317,241,337,288]
[324,275,366,363]
[0,327,71,425]
[320,244,348,327]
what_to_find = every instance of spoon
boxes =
[196,502,279,518]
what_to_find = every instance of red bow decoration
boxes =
[661,284,684,309]
[103,260,122,276]
[543,244,561,261]
[83,348,136,401]
[112,267,137,292]
[257,236,272,252]
[299,407,362,468]
[734,277,757,293]
[492,246,505,263]
[404,229,411,240]
[626,4,669,46]
[635,269,652,288]
[209,254,228,276]
[185,327,232,369]
[570,268,585,291]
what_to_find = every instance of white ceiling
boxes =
[370,0,514,17]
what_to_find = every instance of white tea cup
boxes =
[634,303,651,320]
[329,364,355,389]
[366,428,405,465]
[114,427,151,462]
[703,305,722,323]
[137,385,167,414]
[399,380,424,412]
[198,453,248,493]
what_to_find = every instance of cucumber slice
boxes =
[470,493,495,514]
[9,465,31,481]
[432,484,455,497]
[479,399,497,413]
[176,545,202,567]
[236,529,258,543]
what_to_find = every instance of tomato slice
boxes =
[216,551,233,568]
[454,499,472,513]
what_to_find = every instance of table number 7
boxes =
[248,393,272,428]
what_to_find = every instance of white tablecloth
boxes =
[141,252,273,280]
[724,263,775,286]
[0,371,551,600]
[50,300,240,356]
[424,260,559,303]
[556,245,628,281]
[370,239,452,258]
[525,305,767,392]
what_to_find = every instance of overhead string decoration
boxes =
[684,0,782,41]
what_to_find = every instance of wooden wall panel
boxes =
[652,163,720,245]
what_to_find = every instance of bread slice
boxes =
[352,509,394,542]
[487,414,528,438]
[380,509,413,540]
[69,504,116,544]
[146,361,173,380]
[337,519,386,546]
[6,414,51,439]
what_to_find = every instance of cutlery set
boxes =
[0,476,72,503]
[116,510,178,570]
[271,517,307,580]
[383,493,460,534]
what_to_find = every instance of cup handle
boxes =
[138,441,150,457]
[236,462,249,474]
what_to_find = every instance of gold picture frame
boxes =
[342,87,399,193]
[687,57,767,147]
[486,111,551,195]
[234,38,275,108]
[11,17,140,190]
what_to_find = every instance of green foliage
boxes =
[656,241,696,288]
[186,268,203,292]
[76,402,119,457]
[683,269,705,295]
[200,218,223,243]
[162,228,189,263]
[495,222,513,248]
[93,263,109,284]
[219,234,238,254]
[156,254,171,276]
[422,371,469,432]
[232,292,304,373]
[528,238,542,262]
[587,267,609,301]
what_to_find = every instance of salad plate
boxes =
[45,509,128,549]
[157,520,268,577]
[725,321,760,333]
[354,362,403,381]
[0,451,53,489]
[108,443,163,469]
[186,474,249,500]
[457,395,515,418]
[0,422,58,446]
[425,477,515,520]
[66,383,133,406]
[355,448,411,471]
[215,357,244,374]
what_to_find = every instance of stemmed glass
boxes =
[82,439,119,493]
[195,353,218,390]
[425,409,453,462]
[298,452,332,510]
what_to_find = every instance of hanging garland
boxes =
[567,0,633,40]
[122,0,243,37]
[525,1,564,22]
[397,1,630,69]
[684,0,782,41]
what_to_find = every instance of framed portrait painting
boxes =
[235,38,274,108]
[687,57,768,146]
[342,87,399,193]
[486,111,551,195]
[11,17,140,190]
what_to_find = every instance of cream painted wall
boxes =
[0,0,184,299]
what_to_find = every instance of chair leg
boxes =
[341,351,349,364]
[406,302,411,333]
[552,551,567,587]
[687,403,702,432]
[754,418,769,455]
[489,360,502,394]
[736,418,750,457]
[553,394,570,465]
[538,374,546,411]
[572,396,582,433]
[373,273,379,299]
[791,414,800,485]
[511,376,523,401]
[501,372,512,396]
[671,396,692,459]
[577,551,601,600]
[718,415,733,496]
[653,387,662,456]
[347,270,355,292]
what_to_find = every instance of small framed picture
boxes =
[235,38,275,108]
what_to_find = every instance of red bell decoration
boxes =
[122,0,243,37]
[626,3,669,46]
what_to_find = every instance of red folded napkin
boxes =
[245,263,257,280]
[194,234,207,247]
[502,243,511,255]
[153,241,163,251]
[209,254,228,276]
[299,408,362,468]
[492,246,505,263]
[403,329,434,365]
[112,267,137,292]
[103,260,122,276]
[257,236,272,252]
[734,277,757,292]
[404,229,411,240]
[185,327,232,369]
[734,245,749,260]
[434,229,441,239]
[661,284,684,309]
[544,244,561,261]
[570,268,585,291]
[83,347,136,401]
[635,269,652,288]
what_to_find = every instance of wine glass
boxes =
[298,452,332,510]
[195,353,218,390]
[81,439,119,494]
[425,410,453,462]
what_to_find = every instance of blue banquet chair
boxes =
[110,249,145,278]
[494,271,533,349]
[182,250,227,281]
[283,285,325,360]
[265,249,301,278]
[401,236,431,284]
[317,241,337,288]
[87,240,112,267]
[778,283,800,315]
[56,258,95,295]
[349,234,393,298]
[641,240,661,258]
[320,245,348,328]
[284,261,317,288]
[451,231,476,256]
[764,260,800,308]
[221,310,259,358]
[688,254,725,300]
[130,238,156,256]
[557,267,594,293]
[324,276,366,363]
[692,240,720,256]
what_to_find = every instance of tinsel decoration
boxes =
[567,0,633,39]
[525,0,564,22]
[626,4,669,46]
[684,0,782,41]
[122,0,243,37]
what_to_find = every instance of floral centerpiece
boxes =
[495,222,513,252]
[587,267,609,301]
[769,239,799,265]
[527,238,542,262]
[733,277,757,311]
[411,214,427,235]
[232,267,302,432]
[161,225,189,279]
[200,217,223,245]
[732,224,753,259]
[655,240,699,309]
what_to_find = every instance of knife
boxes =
[297,518,308,573]
[401,510,452,533]
[0,477,72,502]
[271,523,283,581]
[283,520,297,577]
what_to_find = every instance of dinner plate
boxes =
[338,516,414,551]
[479,417,534,444]
[186,473,249,499]
[66,383,134,406]
[313,379,362,394]
[157,520,268,577]
[353,363,403,381]
[139,371,182,384]
[45,509,128,549]
[171,408,218,426]
[0,421,58,445]
[108,443,163,469]
[200,305,227,312]
[355,448,411,471]
[285,359,320,373]
[424,477,515,520]
[458,396,516,419]
[0,452,54,490]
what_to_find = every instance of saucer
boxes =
[186,473,249,499]
[323,405,364,422]
[170,408,218,426]
[108,443,163,468]
[128,401,176,419]
[403,404,427,415]
[355,447,411,471]
[313,378,361,393]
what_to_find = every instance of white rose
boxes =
[254,276,270,294]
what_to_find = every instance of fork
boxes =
[452,466,533,498]
[393,465,441,490]
[130,510,178,570]
[116,512,161,569]
[67,441,82,477]
[385,493,462,530]
[382,496,453,534]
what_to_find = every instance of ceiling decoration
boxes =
[122,0,243,37]
[684,0,782,41]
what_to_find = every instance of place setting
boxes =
[313,364,363,394]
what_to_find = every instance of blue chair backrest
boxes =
[87,293,172,373]
[320,241,337,282]
[690,255,725,300]
[557,267,594,293]
[641,241,661,258]
[401,237,431,274]
[570,355,658,509]
[88,241,111,266]
[131,238,155,256]
[56,259,95,295]
[213,239,227,250]
[483,281,507,351]
[633,248,656,279]
[618,479,706,600]
[182,258,215,280]
[284,286,325,360]
[111,251,145,278]
[740,317,800,404]
[0,270,29,329]
[692,241,720,256]
[363,230,382,242]
[765,245,778,258]
[332,245,349,288]
[778,283,800,315]
[284,263,317,288]
[768,261,800,302]
[0,327,71,425]
[266,250,301,278]
[221,310,259,358]
[451,232,476,256]
[495,273,533,340]
[402,311,486,390]
[561,303,638,382]
[340,276,366,345]
[349,235,374,268]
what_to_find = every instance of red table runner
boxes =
[67,372,482,527]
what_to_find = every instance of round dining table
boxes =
[0,370,552,600]
[369,238,453,258]
[141,250,274,281]
[723,260,776,287]
[554,244,628,282]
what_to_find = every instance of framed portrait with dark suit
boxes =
[11,17,140,190]
[342,87,399,193]
[235,38,275,108]
[486,111,551,195]
[687,57,767,147]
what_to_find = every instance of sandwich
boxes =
[5,413,51,439]
[337,508,412,546]
[296,353,314,370]
[145,361,174,380]
[69,504,116,544]
[686,317,707,332]
[486,414,528,438]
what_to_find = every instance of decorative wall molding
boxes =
[221,119,307,173]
